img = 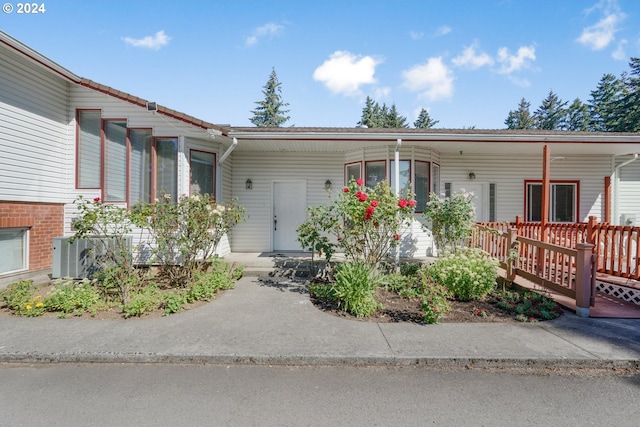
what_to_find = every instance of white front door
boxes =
[453,182,487,222]
[273,181,307,251]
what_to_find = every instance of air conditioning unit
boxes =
[52,236,132,279]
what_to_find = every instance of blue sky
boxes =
[2,0,639,128]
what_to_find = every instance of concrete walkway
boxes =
[1,274,639,369]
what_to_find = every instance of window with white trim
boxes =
[0,228,28,275]
[345,162,361,184]
[365,161,386,188]
[526,182,578,222]
[190,150,216,196]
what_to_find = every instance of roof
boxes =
[228,127,640,156]
[0,30,228,135]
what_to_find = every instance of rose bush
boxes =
[422,189,476,255]
[298,178,416,271]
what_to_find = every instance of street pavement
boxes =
[0,274,639,369]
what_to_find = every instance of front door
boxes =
[273,181,306,251]
[453,182,487,222]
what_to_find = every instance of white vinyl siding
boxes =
[0,42,69,203]
[439,153,611,223]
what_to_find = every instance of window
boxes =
[104,120,127,202]
[365,161,386,188]
[390,160,411,195]
[129,129,153,204]
[414,161,429,212]
[156,138,178,203]
[431,163,440,194]
[0,228,28,274]
[190,150,215,196]
[77,110,101,188]
[526,182,578,222]
[345,162,361,184]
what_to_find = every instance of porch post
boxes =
[506,228,518,281]
[575,242,595,318]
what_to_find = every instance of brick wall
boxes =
[0,201,64,273]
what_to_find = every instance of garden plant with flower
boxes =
[298,178,416,271]
[422,189,476,255]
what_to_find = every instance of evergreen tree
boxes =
[249,68,290,127]
[587,73,625,132]
[563,98,590,131]
[534,90,568,130]
[385,104,409,128]
[357,98,408,128]
[504,98,535,129]
[617,57,640,132]
[413,108,439,128]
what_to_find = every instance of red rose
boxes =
[365,206,375,215]
[358,193,368,202]
[355,191,362,197]
[398,199,408,208]
[408,200,416,207]
[93,197,101,202]
[356,178,364,186]
[393,233,401,241]
[370,200,378,207]
[343,187,349,193]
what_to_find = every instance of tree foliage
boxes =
[505,98,535,129]
[413,108,439,128]
[357,96,409,128]
[249,68,291,127]
[534,90,568,130]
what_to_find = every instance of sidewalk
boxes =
[0,274,639,369]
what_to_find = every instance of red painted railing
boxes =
[477,217,640,280]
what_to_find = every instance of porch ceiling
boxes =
[227,128,640,157]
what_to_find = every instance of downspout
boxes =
[613,152,639,225]
[395,139,402,267]
[216,137,238,200]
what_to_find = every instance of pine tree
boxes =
[504,98,535,129]
[357,96,378,127]
[563,98,590,131]
[385,104,409,128]
[588,73,625,132]
[617,57,640,132]
[413,108,439,128]
[249,68,291,127]
[534,90,568,130]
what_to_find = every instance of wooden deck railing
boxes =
[477,217,640,280]
[470,224,596,316]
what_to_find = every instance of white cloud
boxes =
[374,86,391,99]
[612,39,627,60]
[577,0,625,50]
[452,42,494,69]
[435,25,452,36]
[401,57,454,101]
[123,30,171,50]
[410,31,424,40]
[313,51,381,96]
[496,45,536,74]
[245,22,284,46]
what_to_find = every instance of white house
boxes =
[1,30,639,283]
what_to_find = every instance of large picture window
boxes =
[129,129,153,204]
[365,161,386,188]
[414,161,429,212]
[526,181,578,222]
[77,110,101,188]
[390,160,411,195]
[156,138,178,203]
[345,162,361,184]
[190,150,216,196]
[0,228,28,274]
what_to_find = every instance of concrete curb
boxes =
[1,352,638,370]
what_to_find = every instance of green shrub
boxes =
[382,272,421,298]
[325,261,382,317]
[494,289,563,321]
[400,262,421,278]
[0,280,46,317]
[186,258,238,303]
[418,278,452,324]
[161,291,188,315]
[422,248,499,301]
[44,278,104,318]
[122,285,161,318]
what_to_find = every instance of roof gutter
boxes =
[218,137,238,165]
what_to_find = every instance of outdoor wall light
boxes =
[468,172,476,180]
[245,179,253,190]
[324,179,332,190]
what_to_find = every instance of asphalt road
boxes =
[1,364,638,426]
